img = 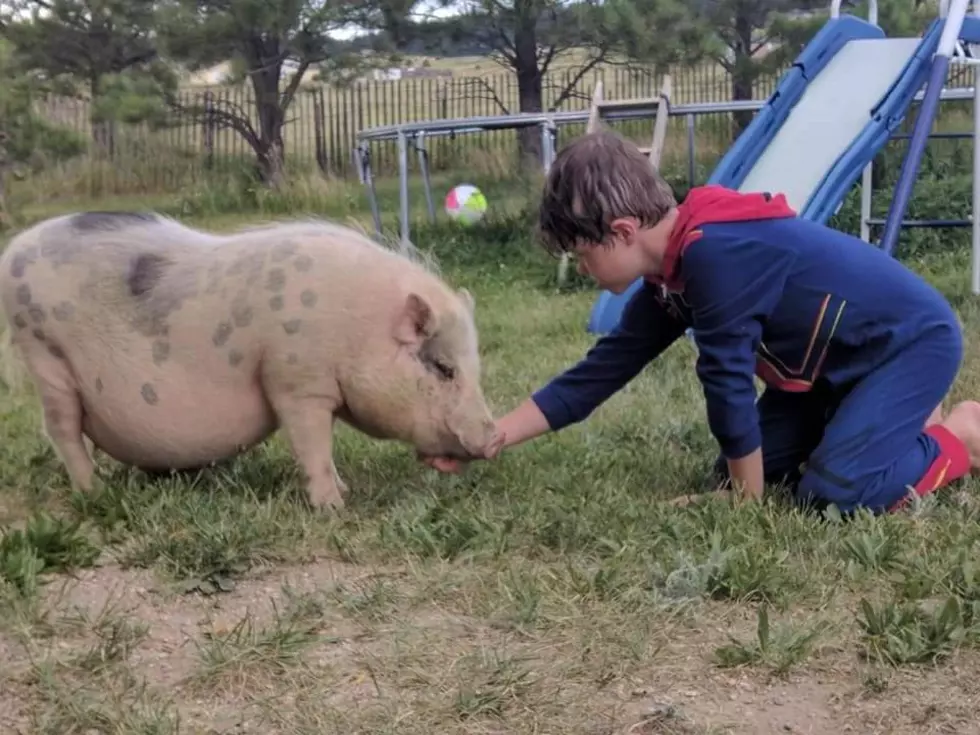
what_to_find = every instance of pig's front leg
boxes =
[271,394,348,510]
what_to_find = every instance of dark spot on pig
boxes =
[48,343,66,359]
[213,321,233,347]
[205,262,223,294]
[245,257,265,285]
[266,268,286,292]
[269,295,284,311]
[127,253,169,297]
[72,211,158,232]
[272,241,299,262]
[129,262,200,338]
[52,301,75,321]
[152,340,170,365]
[287,352,299,364]
[10,249,37,278]
[282,319,301,335]
[96,377,103,393]
[228,349,244,367]
[32,328,45,341]
[227,257,245,276]
[39,228,86,266]
[232,300,254,328]
[47,215,154,267]
[294,255,313,272]
[300,290,317,308]
[141,383,159,405]
[15,284,31,306]
[28,305,45,324]
[9,256,26,278]
[229,252,266,286]
[12,313,27,330]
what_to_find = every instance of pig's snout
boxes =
[446,398,498,460]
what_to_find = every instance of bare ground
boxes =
[4,557,980,735]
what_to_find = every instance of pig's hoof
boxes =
[68,470,99,494]
[306,488,346,512]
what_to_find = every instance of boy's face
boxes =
[571,218,650,294]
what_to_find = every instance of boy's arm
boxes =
[421,282,685,474]
[531,281,688,432]
[681,234,795,500]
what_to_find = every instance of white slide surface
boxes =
[737,38,922,210]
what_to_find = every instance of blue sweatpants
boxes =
[713,330,969,514]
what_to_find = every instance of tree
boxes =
[691,0,826,134]
[411,0,711,163]
[155,0,412,185]
[0,40,86,227]
[0,0,164,150]
[698,0,935,136]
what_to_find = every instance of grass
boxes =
[5,157,980,733]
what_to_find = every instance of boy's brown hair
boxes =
[537,129,677,257]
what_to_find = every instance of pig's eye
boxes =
[432,360,455,381]
[422,355,455,381]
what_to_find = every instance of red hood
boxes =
[659,185,797,291]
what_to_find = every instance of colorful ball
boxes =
[445,184,487,224]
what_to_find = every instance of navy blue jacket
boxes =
[532,185,961,459]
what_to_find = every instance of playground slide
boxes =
[586,12,948,335]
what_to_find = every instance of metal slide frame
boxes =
[586,0,980,335]
[877,0,980,256]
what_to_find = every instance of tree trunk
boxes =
[89,75,113,157]
[249,54,287,186]
[0,167,10,230]
[730,11,756,138]
[514,16,544,168]
[256,140,286,187]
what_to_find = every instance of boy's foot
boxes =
[940,400,980,471]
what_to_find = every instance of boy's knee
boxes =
[796,462,910,515]
[796,467,863,513]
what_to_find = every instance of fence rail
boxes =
[34,64,777,180]
[29,60,979,195]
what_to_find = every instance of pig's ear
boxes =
[458,288,475,314]
[394,292,436,346]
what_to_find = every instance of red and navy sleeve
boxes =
[531,282,687,431]
[681,231,795,459]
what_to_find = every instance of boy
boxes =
[424,130,980,515]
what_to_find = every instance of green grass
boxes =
[5,162,980,733]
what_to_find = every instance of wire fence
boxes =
[32,60,978,194]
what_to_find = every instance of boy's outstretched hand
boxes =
[420,427,507,474]
[420,399,551,475]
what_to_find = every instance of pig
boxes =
[0,211,501,509]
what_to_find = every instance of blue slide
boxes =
[587,7,980,334]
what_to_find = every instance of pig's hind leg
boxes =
[22,343,96,491]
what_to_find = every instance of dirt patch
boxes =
[4,559,980,734]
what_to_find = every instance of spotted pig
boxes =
[0,212,500,509]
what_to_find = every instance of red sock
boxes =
[890,425,972,512]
